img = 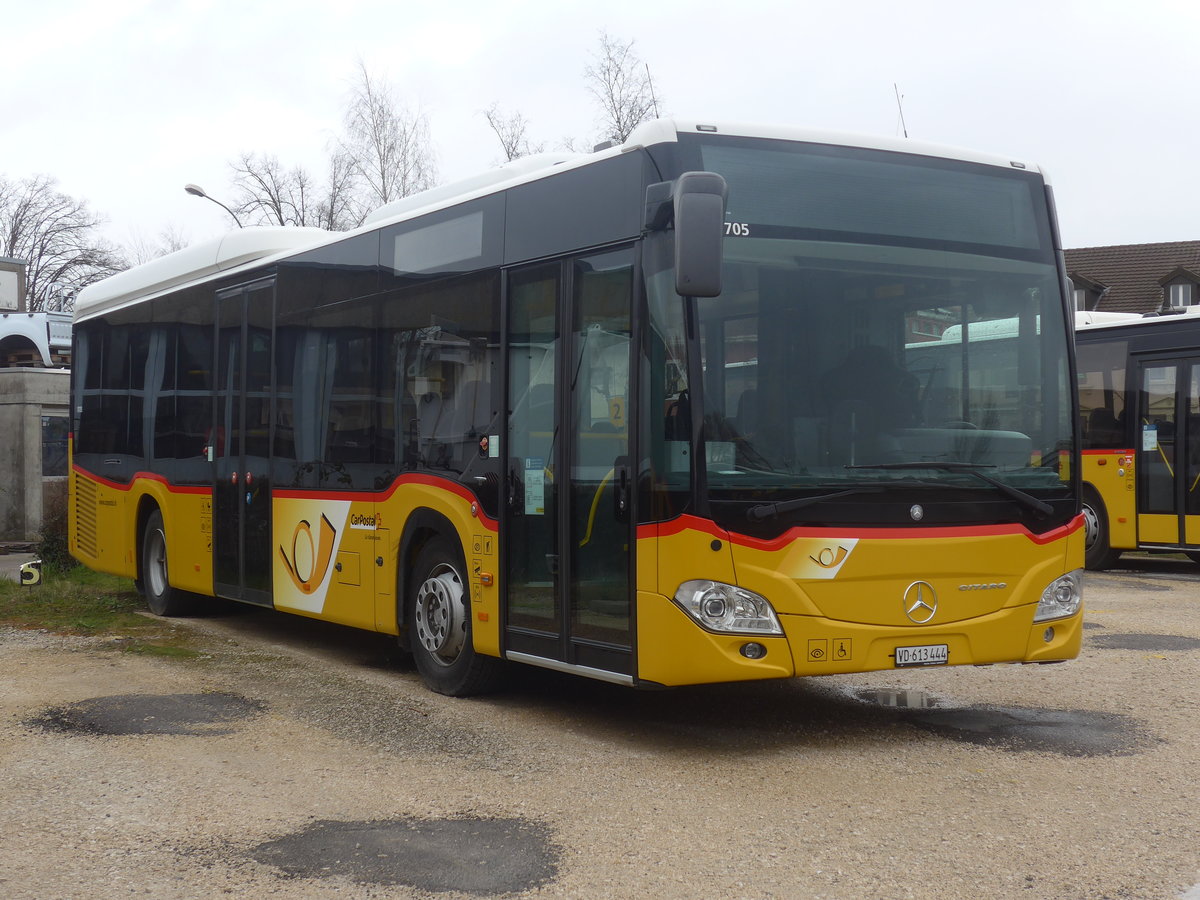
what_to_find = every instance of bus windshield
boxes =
[647,137,1074,526]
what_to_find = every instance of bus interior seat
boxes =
[1087,408,1121,447]
[664,390,690,441]
[734,389,757,436]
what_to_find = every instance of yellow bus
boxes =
[70,120,1084,695]
[1076,307,1200,568]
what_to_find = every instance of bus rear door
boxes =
[213,279,275,606]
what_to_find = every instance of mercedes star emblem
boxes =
[903,581,938,624]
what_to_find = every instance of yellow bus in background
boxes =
[1076,307,1200,568]
[70,120,1084,695]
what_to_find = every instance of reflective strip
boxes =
[504,651,634,686]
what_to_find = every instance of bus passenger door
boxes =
[1136,358,1200,548]
[504,250,635,681]
[213,280,275,606]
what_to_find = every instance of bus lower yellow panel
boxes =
[1138,514,1179,545]
[70,469,216,594]
[1082,451,1136,550]
[636,591,793,686]
[642,515,1083,682]
[70,471,133,578]
[270,481,501,658]
[152,488,214,596]
[782,604,1082,675]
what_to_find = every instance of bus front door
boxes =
[213,280,275,606]
[1136,358,1200,548]
[503,251,635,682]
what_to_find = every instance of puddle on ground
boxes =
[27,693,264,736]
[902,706,1152,756]
[250,816,558,894]
[1082,621,1104,630]
[853,690,1152,756]
[1088,632,1200,652]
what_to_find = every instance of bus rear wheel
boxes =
[1082,486,1121,571]
[408,537,503,696]
[142,510,196,616]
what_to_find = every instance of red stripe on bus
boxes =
[76,466,494,527]
[639,512,1083,551]
[275,473,499,531]
[73,466,212,496]
[1082,448,1133,455]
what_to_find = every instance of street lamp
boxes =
[184,183,243,228]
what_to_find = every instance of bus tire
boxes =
[141,510,196,616]
[1082,485,1121,571]
[408,536,503,696]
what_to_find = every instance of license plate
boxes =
[894,643,949,667]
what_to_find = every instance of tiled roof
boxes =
[1064,241,1200,314]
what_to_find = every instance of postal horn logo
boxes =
[280,514,337,594]
[810,545,849,569]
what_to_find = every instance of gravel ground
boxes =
[1,560,1198,899]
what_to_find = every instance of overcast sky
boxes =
[3,0,1194,252]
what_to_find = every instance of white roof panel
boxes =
[74,226,330,322]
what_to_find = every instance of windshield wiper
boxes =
[747,487,886,522]
[846,461,1054,517]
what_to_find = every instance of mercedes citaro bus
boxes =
[70,119,1084,695]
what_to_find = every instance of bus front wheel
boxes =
[408,537,503,696]
[1082,486,1122,571]
[141,510,196,616]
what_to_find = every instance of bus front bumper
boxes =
[635,590,1082,686]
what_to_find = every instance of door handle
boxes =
[614,455,630,522]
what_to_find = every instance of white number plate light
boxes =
[894,643,949,667]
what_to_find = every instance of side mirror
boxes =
[646,172,728,298]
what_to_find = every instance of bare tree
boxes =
[226,63,437,231]
[316,148,362,231]
[230,152,319,227]
[584,32,663,145]
[228,148,367,232]
[0,174,124,311]
[340,61,436,208]
[124,225,190,266]
[484,103,545,162]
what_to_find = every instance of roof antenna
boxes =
[894,83,909,138]
[647,64,661,118]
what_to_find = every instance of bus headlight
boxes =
[1034,570,1082,622]
[672,580,782,635]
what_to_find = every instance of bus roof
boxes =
[1075,310,1146,330]
[1075,307,1200,333]
[75,119,1049,323]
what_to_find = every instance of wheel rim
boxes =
[147,528,168,597]
[414,562,466,666]
[1082,502,1100,550]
